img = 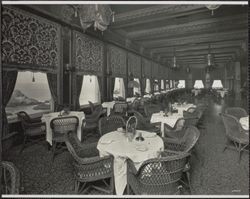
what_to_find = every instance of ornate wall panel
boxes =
[128,52,141,78]
[142,58,151,78]
[2,6,61,72]
[152,62,159,79]
[73,31,104,76]
[107,44,127,77]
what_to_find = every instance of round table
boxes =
[97,130,164,195]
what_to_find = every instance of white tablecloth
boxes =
[102,101,116,116]
[172,103,196,115]
[126,97,140,103]
[217,90,228,98]
[41,111,85,145]
[239,116,249,131]
[150,112,183,137]
[143,94,152,98]
[97,130,164,195]
[192,89,201,96]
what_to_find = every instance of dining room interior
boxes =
[0,1,249,197]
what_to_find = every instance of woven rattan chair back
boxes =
[112,102,128,115]
[181,126,200,152]
[1,161,20,194]
[128,151,190,195]
[221,113,246,140]
[225,107,248,120]
[174,118,185,131]
[98,115,126,136]
[50,116,79,135]
[16,111,31,130]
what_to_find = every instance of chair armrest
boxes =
[30,117,42,123]
[25,122,45,128]
[76,154,112,165]
[127,158,138,175]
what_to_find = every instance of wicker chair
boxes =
[98,115,126,136]
[162,126,200,193]
[225,107,248,120]
[111,102,128,117]
[164,118,186,139]
[127,150,190,195]
[17,111,46,154]
[144,104,162,119]
[220,113,249,162]
[128,110,160,135]
[50,116,79,161]
[1,161,20,194]
[65,131,114,194]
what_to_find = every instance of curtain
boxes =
[75,75,83,110]
[150,79,154,94]
[97,76,104,102]
[47,73,59,111]
[127,76,134,97]
[110,77,115,101]
[140,78,146,96]
[2,71,18,137]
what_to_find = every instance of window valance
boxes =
[128,52,141,78]
[72,31,104,76]
[107,44,127,78]
[2,6,61,72]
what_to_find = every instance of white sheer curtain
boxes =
[133,78,141,95]
[145,78,151,94]
[113,77,125,98]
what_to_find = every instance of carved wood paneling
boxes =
[142,58,151,78]
[107,44,127,77]
[152,62,159,79]
[128,52,141,78]
[73,31,104,75]
[1,6,61,71]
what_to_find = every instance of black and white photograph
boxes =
[0,0,249,198]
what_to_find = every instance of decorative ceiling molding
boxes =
[114,5,204,22]
[141,30,247,48]
[128,15,247,39]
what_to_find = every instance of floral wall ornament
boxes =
[2,6,61,71]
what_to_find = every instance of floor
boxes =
[2,94,249,195]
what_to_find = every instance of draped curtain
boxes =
[2,71,18,137]
[109,77,115,101]
[127,76,134,97]
[75,75,83,110]
[47,73,60,111]
[97,76,104,102]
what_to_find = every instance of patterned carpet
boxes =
[2,95,249,196]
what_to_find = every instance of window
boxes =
[79,75,101,106]
[154,79,159,92]
[212,80,223,89]
[113,77,125,99]
[193,80,204,89]
[166,80,170,89]
[6,71,52,119]
[169,80,173,88]
[145,78,151,94]
[177,80,185,88]
[161,80,165,90]
[133,78,141,96]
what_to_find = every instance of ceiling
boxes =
[20,3,248,69]
[109,4,248,67]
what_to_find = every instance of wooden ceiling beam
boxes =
[128,14,247,39]
[141,31,247,48]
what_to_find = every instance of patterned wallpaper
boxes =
[73,31,104,75]
[142,58,152,78]
[1,6,61,71]
[152,62,159,79]
[128,52,141,78]
[107,44,127,77]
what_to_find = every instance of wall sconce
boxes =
[186,66,190,73]
[65,64,75,73]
